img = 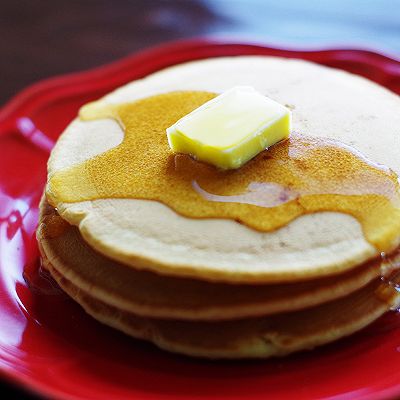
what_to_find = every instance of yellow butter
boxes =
[166,86,291,169]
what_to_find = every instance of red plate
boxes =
[1,39,400,400]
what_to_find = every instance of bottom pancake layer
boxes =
[42,254,399,359]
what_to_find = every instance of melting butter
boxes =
[166,86,291,169]
[47,91,400,252]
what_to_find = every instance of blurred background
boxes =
[1,0,400,105]
[1,0,400,398]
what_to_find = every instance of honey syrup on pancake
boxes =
[47,91,400,253]
[39,212,70,239]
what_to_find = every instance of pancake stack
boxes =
[37,56,400,358]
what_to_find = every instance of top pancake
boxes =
[46,56,400,283]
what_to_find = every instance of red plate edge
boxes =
[1,38,400,400]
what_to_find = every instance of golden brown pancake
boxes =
[38,56,400,358]
[38,198,384,320]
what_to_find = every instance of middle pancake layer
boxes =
[38,200,385,321]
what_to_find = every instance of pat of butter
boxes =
[166,86,291,169]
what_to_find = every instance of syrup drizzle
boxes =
[47,91,400,252]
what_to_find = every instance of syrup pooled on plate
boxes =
[47,91,400,252]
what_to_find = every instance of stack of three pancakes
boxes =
[37,57,400,358]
